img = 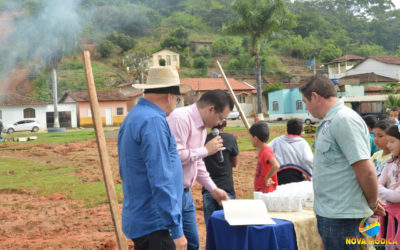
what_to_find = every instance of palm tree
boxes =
[224,0,293,117]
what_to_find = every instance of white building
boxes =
[0,93,77,130]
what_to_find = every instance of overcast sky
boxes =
[394,0,400,8]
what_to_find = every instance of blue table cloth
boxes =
[206,210,297,250]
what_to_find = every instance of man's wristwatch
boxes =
[369,201,378,211]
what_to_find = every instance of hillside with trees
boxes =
[0,0,399,103]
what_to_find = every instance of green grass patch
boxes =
[0,158,122,207]
[1,130,96,144]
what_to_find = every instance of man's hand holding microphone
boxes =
[205,127,230,205]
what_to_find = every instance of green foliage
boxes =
[160,26,190,52]
[159,58,166,66]
[97,40,114,58]
[193,56,209,69]
[319,43,342,63]
[164,11,206,31]
[385,95,400,110]
[107,31,136,53]
[383,83,400,94]
[211,37,243,56]
[262,82,285,98]
[351,43,386,57]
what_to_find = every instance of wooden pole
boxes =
[216,60,251,130]
[82,50,128,250]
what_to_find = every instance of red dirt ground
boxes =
[0,129,285,249]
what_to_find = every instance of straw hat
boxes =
[133,66,180,89]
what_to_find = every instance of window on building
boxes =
[273,101,279,111]
[0,109,2,119]
[166,55,171,65]
[23,108,35,118]
[117,107,124,115]
[88,108,92,117]
[238,95,246,103]
[173,55,177,62]
[296,100,303,110]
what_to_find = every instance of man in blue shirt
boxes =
[118,66,186,250]
[300,75,385,250]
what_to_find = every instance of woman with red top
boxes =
[249,121,280,193]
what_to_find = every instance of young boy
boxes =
[250,121,280,193]
[371,119,394,177]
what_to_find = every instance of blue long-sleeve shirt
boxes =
[118,98,183,239]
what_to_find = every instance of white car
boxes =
[226,109,241,120]
[3,120,41,134]
[304,113,320,125]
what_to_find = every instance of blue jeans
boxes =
[183,188,199,250]
[202,190,235,227]
[316,215,363,250]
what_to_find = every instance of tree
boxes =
[97,40,114,58]
[160,26,190,52]
[123,46,152,83]
[223,0,293,115]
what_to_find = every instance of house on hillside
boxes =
[327,55,365,79]
[59,90,129,127]
[268,85,371,121]
[344,56,400,82]
[0,93,77,129]
[180,78,257,116]
[268,88,308,121]
[338,72,399,95]
[152,49,180,69]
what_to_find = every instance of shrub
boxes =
[97,40,114,58]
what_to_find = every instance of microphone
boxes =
[211,128,224,163]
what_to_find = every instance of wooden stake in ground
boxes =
[216,60,251,130]
[83,50,128,250]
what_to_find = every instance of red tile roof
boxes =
[368,56,400,65]
[327,55,365,64]
[340,72,398,83]
[116,82,134,88]
[128,91,143,97]
[283,82,305,89]
[0,93,48,106]
[180,78,255,92]
[59,90,129,103]
[364,86,385,92]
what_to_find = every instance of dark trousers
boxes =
[132,230,175,250]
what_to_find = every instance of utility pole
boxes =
[313,57,316,76]
[51,68,60,128]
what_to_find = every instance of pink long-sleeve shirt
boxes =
[167,104,217,192]
[378,160,400,204]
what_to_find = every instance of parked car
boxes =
[226,109,241,120]
[3,120,41,134]
[304,113,320,125]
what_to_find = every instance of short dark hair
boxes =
[386,124,400,140]
[287,118,303,135]
[197,90,234,113]
[249,121,270,142]
[299,74,337,100]
[362,115,377,129]
[391,106,400,112]
[213,120,227,130]
[375,119,395,131]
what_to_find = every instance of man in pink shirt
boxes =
[167,90,233,250]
